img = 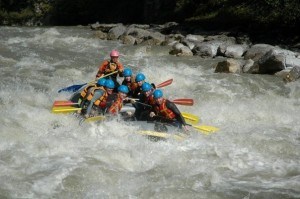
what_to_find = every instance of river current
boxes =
[0,26,299,199]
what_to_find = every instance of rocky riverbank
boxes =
[90,22,300,83]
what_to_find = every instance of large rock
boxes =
[244,44,275,61]
[142,31,166,45]
[170,43,193,56]
[162,34,184,46]
[242,59,255,73]
[120,35,136,45]
[215,58,241,73]
[107,24,126,40]
[219,44,249,58]
[185,34,205,43]
[181,39,195,50]
[257,49,286,74]
[193,40,223,57]
[125,27,151,39]
[93,30,107,40]
[283,66,300,82]
[90,23,118,32]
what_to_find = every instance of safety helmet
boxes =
[153,89,163,99]
[141,82,152,92]
[123,68,132,77]
[97,78,106,86]
[118,85,129,94]
[110,50,119,57]
[135,73,145,82]
[105,79,115,89]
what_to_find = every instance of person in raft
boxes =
[95,50,124,92]
[105,85,130,115]
[80,79,115,118]
[121,68,136,97]
[149,89,189,132]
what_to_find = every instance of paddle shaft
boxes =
[58,71,118,93]
[91,71,119,84]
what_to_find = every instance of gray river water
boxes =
[0,26,299,199]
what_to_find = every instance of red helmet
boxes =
[110,50,119,57]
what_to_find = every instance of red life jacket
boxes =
[108,94,123,114]
[154,99,176,119]
[146,95,155,106]
[103,60,122,77]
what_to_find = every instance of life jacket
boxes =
[154,99,176,120]
[80,83,97,98]
[146,95,155,106]
[103,60,122,78]
[107,94,123,114]
[97,91,108,108]
[85,87,107,106]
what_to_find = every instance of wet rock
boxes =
[193,40,223,57]
[215,58,241,73]
[242,59,255,73]
[90,22,118,32]
[243,44,275,61]
[220,44,249,58]
[120,35,136,45]
[93,30,107,40]
[257,49,286,74]
[185,34,205,43]
[283,66,300,82]
[142,31,166,45]
[107,24,127,40]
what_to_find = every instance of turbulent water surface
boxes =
[0,26,300,199]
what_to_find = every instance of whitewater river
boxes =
[0,26,299,199]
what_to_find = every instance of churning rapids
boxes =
[0,26,299,199]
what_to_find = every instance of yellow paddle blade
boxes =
[182,112,199,124]
[137,130,186,141]
[51,106,81,114]
[192,124,219,135]
[84,115,106,122]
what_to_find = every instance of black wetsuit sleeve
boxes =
[166,100,187,125]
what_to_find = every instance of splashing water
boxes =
[0,26,299,198]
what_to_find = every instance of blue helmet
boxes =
[135,73,145,82]
[97,78,106,86]
[141,82,152,92]
[118,85,129,94]
[123,68,132,77]
[105,79,115,89]
[153,89,163,99]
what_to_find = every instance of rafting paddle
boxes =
[51,106,82,113]
[181,112,199,124]
[188,124,219,134]
[156,79,173,88]
[172,99,194,106]
[58,71,118,93]
[52,98,193,110]
[53,100,80,107]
